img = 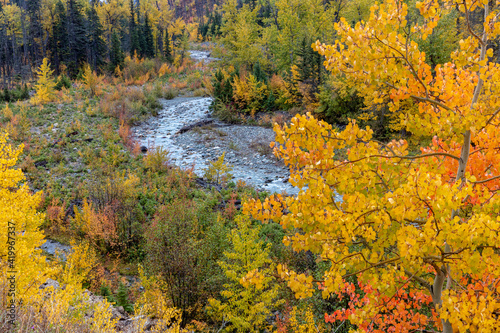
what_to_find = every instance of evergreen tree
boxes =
[109,31,124,73]
[86,5,107,73]
[143,14,155,58]
[48,1,68,75]
[137,12,146,58]
[297,36,322,88]
[129,0,140,56]
[66,0,87,78]
[26,0,43,63]
[164,28,172,63]
[115,283,134,313]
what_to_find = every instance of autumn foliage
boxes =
[245,0,500,332]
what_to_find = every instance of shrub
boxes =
[232,73,269,113]
[207,215,281,332]
[74,173,144,256]
[143,146,170,173]
[82,64,101,96]
[115,282,134,313]
[212,68,235,104]
[55,75,72,90]
[315,80,364,126]
[203,152,233,185]
[73,199,120,252]
[145,200,228,322]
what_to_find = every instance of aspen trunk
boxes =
[433,4,488,332]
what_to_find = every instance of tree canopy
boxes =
[245,0,500,332]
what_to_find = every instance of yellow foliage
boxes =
[133,265,182,332]
[245,0,500,331]
[32,58,56,105]
[59,242,99,286]
[115,65,123,78]
[2,104,13,120]
[203,152,233,185]
[269,69,301,110]
[207,215,281,332]
[0,132,49,301]
[159,63,172,77]
[82,64,101,96]
[0,133,117,330]
[289,306,318,333]
[232,73,268,112]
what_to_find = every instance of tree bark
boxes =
[434,4,489,333]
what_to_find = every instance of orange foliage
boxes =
[325,278,440,332]
[46,197,67,233]
[74,200,120,251]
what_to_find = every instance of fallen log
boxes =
[176,119,213,134]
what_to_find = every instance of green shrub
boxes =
[145,200,228,322]
[55,75,72,90]
[115,283,134,313]
[315,82,364,126]
[0,85,30,102]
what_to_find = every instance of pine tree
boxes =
[109,31,124,73]
[143,14,155,58]
[137,12,146,58]
[129,0,140,56]
[297,37,312,82]
[48,1,68,75]
[116,283,134,313]
[164,28,172,63]
[66,0,87,77]
[26,0,43,63]
[86,5,107,73]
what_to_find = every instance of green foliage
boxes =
[315,80,365,125]
[164,28,173,63]
[142,14,155,58]
[203,152,233,185]
[100,284,117,304]
[55,75,72,90]
[0,85,29,102]
[145,199,229,322]
[109,32,125,73]
[208,215,281,332]
[211,68,236,105]
[2,87,10,102]
[415,7,459,70]
[220,0,267,68]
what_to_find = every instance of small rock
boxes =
[40,278,60,290]
[111,306,127,320]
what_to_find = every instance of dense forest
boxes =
[2,0,500,332]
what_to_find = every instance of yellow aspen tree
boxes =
[245,0,500,332]
[0,132,49,303]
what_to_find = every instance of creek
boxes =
[41,50,301,259]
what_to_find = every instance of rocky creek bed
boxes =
[132,96,299,195]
